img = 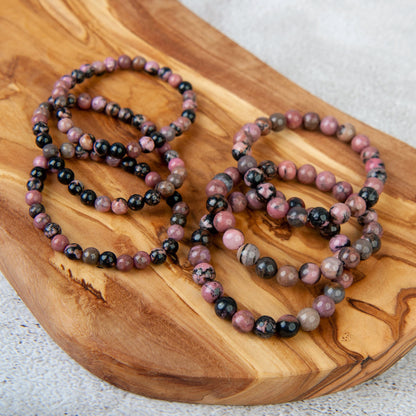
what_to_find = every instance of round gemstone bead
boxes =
[313,295,336,318]
[214,297,237,320]
[116,255,134,271]
[267,197,289,219]
[358,186,379,208]
[201,281,223,303]
[345,194,367,217]
[338,247,361,269]
[320,116,338,136]
[303,112,320,131]
[228,192,247,213]
[232,310,255,333]
[150,248,167,265]
[352,238,373,260]
[297,164,317,184]
[297,307,320,331]
[316,171,336,192]
[82,247,100,265]
[324,283,345,304]
[253,315,276,338]
[51,234,69,252]
[320,257,343,280]
[237,243,260,266]
[276,265,298,287]
[276,315,300,338]
[188,245,211,266]
[213,211,236,232]
[329,234,351,252]
[64,243,83,260]
[98,251,117,268]
[329,203,351,225]
[308,207,330,228]
[299,262,321,285]
[222,229,244,250]
[192,263,216,285]
[286,206,308,227]
[255,257,278,279]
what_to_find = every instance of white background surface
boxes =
[1,1,416,415]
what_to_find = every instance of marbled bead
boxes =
[133,251,151,269]
[313,295,336,318]
[278,160,297,181]
[267,197,289,219]
[26,190,42,205]
[276,265,298,287]
[255,257,278,279]
[329,234,351,253]
[201,281,223,303]
[362,232,381,253]
[363,221,383,237]
[364,178,384,194]
[303,112,320,131]
[156,180,175,197]
[336,270,354,288]
[246,189,265,210]
[31,113,48,125]
[82,247,100,265]
[237,243,260,266]
[215,297,237,320]
[167,224,185,241]
[320,116,338,136]
[365,158,385,172]
[64,243,83,260]
[213,173,233,193]
[316,171,336,192]
[244,168,264,187]
[222,229,244,250]
[332,181,353,202]
[253,316,276,338]
[44,222,61,239]
[329,203,351,225]
[125,142,140,159]
[91,60,106,74]
[224,167,241,186]
[285,109,303,129]
[352,238,373,260]
[111,198,128,215]
[336,123,356,143]
[345,193,367,217]
[29,203,45,218]
[172,201,190,216]
[91,96,107,112]
[139,136,155,153]
[213,211,236,232]
[320,257,343,280]
[160,126,176,142]
[145,172,162,188]
[205,179,228,197]
[351,134,370,153]
[228,192,247,213]
[299,262,321,285]
[255,117,271,135]
[237,155,257,175]
[324,282,345,304]
[168,73,182,88]
[116,254,134,271]
[79,134,94,151]
[358,186,379,208]
[320,222,341,240]
[94,196,111,212]
[104,57,117,72]
[42,143,59,159]
[168,158,185,171]
[258,160,277,179]
[297,307,320,331]
[192,263,216,285]
[188,245,211,266]
[256,182,276,203]
[232,310,255,333]
[51,234,69,252]
[242,123,261,143]
[60,143,75,159]
[286,207,308,227]
[276,315,300,338]
[307,207,330,228]
[297,164,317,185]
[360,146,380,163]
[338,246,361,269]
[269,112,286,131]
[367,168,387,184]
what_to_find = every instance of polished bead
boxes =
[352,238,373,260]
[362,232,381,253]
[298,307,320,331]
[276,265,298,287]
[170,213,187,227]
[94,195,111,212]
[43,143,59,159]
[29,203,45,218]
[205,179,228,197]
[336,123,355,143]
[285,109,302,129]
[364,177,384,194]
[320,116,338,136]
[276,315,300,338]
[144,190,161,206]
[145,171,162,188]
[363,221,383,237]
[278,160,297,181]
[320,257,343,280]
[167,224,185,241]
[303,112,320,130]
[237,243,260,266]
[324,282,345,303]
[308,207,330,228]
[286,206,308,227]
[57,168,74,185]
[199,213,217,234]
[316,171,336,192]
[319,222,341,239]
[213,211,236,232]
[338,247,361,269]
[360,146,380,163]
[215,297,237,320]
[127,194,144,211]
[27,178,43,192]
[367,168,387,184]
[228,192,247,213]
[253,315,276,338]
[82,247,100,265]
[297,164,317,185]
[206,194,228,214]
[60,142,75,159]
[133,251,150,269]
[351,134,370,153]
[358,186,379,208]
[191,228,210,246]
[244,168,265,188]
[313,295,336,317]
[224,166,241,186]
[329,203,351,225]
[237,155,257,175]
[192,263,216,285]
[232,310,255,333]
[269,113,286,131]
[345,194,367,217]
[109,142,126,158]
[116,255,134,271]
[111,198,128,215]
[64,243,83,260]
[267,197,289,219]
[299,262,321,285]
[336,270,354,288]
[201,281,223,303]
[223,229,244,250]
[80,189,96,206]
[51,234,69,252]
[188,245,211,266]
[256,182,276,202]
[33,213,50,230]
[329,234,351,252]
[44,222,61,239]
[255,257,277,279]
[213,173,233,192]
[25,190,42,205]
[150,248,166,265]
[255,117,271,135]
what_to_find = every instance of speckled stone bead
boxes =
[352,238,373,260]
[329,234,351,253]
[258,160,277,179]
[324,282,345,303]
[303,112,320,131]
[244,168,265,187]
[313,295,336,318]
[299,262,321,285]
[201,281,223,303]
[332,181,353,202]
[338,246,361,269]
[242,123,261,143]
[336,123,356,143]
[150,248,167,265]
[360,146,380,163]
[276,265,298,287]
[224,166,241,186]
[98,251,117,268]
[232,310,255,333]
[256,182,276,202]
[297,164,317,185]
[269,113,286,131]
[94,195,111,213]
[345,193,367,217]
[364,177,384,194]
[276,315,300,338]
[286,206,308,227]
[253,315,276,338]
[320,222,341,240]
[64,243,83,260]
[192,263,216,285]
[223,228,245,250]
[215,297,237,320]
[255,117,272,135]
[351,134,370,153]
[167,224,185,241]
[316,171,336,192]
[205,179,228,197]
[329,203,351,225]
[237,243,260,266]
[320,116,338,136]
[278,160,297,180]
[255,257,278,279]
[320,257,343,280]
[358,186,379,208]
[267,197,289,219]
[60,142,75,159]
[26,190,42,205]
[44,222,61,239]
[33,213,51,230]
[308,207,330,228]
[363,221,383,237]
[298,307,320,331]
[213,211,236,234]
[228,192,247,213]
[133,251,151,269]
[213,173,234,193]
[188,244,211,266]
[29,203,45,218]
[206,194,228,214]
[51,235,69,252]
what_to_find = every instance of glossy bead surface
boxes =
[215,297,237,320]
[223,229,245,250]
[329,234,351,252]
[358,186,379,208]
[64,244,83,261]
[298,307,320,331]
[237,243,260,266]
[201,281,223,303]
[286,206,308,227]
[253,315,276,338]
[276,315,300,338]
[80,189,97,206]
[188,245,211,266]
[276,265,298,287]
[345,194,367,217]
[338,247,361,269]
[150,248,167,265]
[299,262,321,285]
[192,263,216,285]
[313,295,336,317]
[324,283,345,304]
[82,247,100,265]
[308,207,330,228]
[98,251,117,268]
[352,238,373,260]
[255,257,278,279]
[232,310,255,333]
[133,251,151,269]
[320,257,343,280]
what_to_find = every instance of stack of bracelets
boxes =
[25,55,386,340]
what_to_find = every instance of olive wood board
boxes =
[0,0,415,405]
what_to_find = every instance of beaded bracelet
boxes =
[187,110,385,338]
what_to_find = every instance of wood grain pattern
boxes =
[1,0,416,405]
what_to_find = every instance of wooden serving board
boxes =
[1,0,416,405]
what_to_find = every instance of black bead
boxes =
[258,160,278,179]
[166,191,182,207]
[276,318,300,338]
[53,95,67,109]
[158,67,171,79]
[109,142,126,158]
[120,157,137,173]
[255,257,278,279]
[82,65,95,78]
[80,189,96,206]
[178,81,192,94]
[367,168,387,184]
[75,145,88,159]
[308,207,330,228]
[253,316,277,338]
[151,131,166,148]
[106,102,120,117]
[199,213,218,234]
[144,190,161,206]
[244,168,264,188]
[162,238,179,254]
[127,194,144,211]
[163,150,179,164]
[48,157,65,171]
[213,173,233,193]
[71,69,85,84]
[35,133,52,148]
[362,232,381,253]
[181,109,196,123]
[56,107,71,120]
[141,122,157,136]
[29,203,45,218]
[206,194,228,214]
[93,139,110,157]
[170,213,187,227]
[232,144,251,161]
[44,222,62,239]
[150,248,167,265]
[191,229,211,246]
[287,197,305,209]
[57,168,74,184]
[64,244,83,260]
[30,167,47,181]
[319,222,341,239]
[134,162,151,178]
[131,114,145,129]
[26,178,43,191]
[39,101,53,112]
[118,107,134,124]
[33,121,49,136]
[98,251,117,268]
[68,180,84,195]
[214,297,237,320]
[170,122,182,137]
[66,93,76,108]
[358,186,379,208]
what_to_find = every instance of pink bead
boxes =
[57,118,73,133]
[106,156,121,167]
[51,234,70,252]
[168,158,185,171]
[201,281,224,303]
[167,225,185,241]
[160,126,176,142]
[33,213,50,230]
[133,251,151,269]
[360,146,379,163]
[176,116,192,131]
[31,114,48,125]
[111,198,128,215]
[92,61,105,74]
[228,192,247,213]
[365,158,384,172]
[320,116,338,136]
[337,270,354,288]
[168,73,182,88]
[118,54,132,69]
[104,57,117,72]
[222,229,244,250]
[205,179,227,197]
[116,254,134,271]
[183,90,196,101]
[363,221,383,237]
[188,245,211,266]
[79,134,94,151]
[285,109,303,129]
[182,99,197,111]
[224,167,241,186]
[77,92,92,110]
[351,134,370,153]
[94,196,111,212]
[25,190,42,205]
[267,197,289,219]
[316,171,336,192]
[345,193,367,217]
[144,60,159,73]
[91,96,107,112]
[313,295,335,318]
[213,211,236,232]
[332,181,353,202]
[60,75,73,89]
[297,164,317,185]
[232,310,255,333]
[364,178,384,194]
[232,142,251,157]
[51,87,66,99]
[33,107,50,117]
[67,127,83,143]
[139,136,155,153]
[246,189,265,210]
[32,155,48,169]
[157,142,171,155]
[278,161,297,180]
[126,142,141,158]
[242,123,261,144]
[145,172,162,188]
